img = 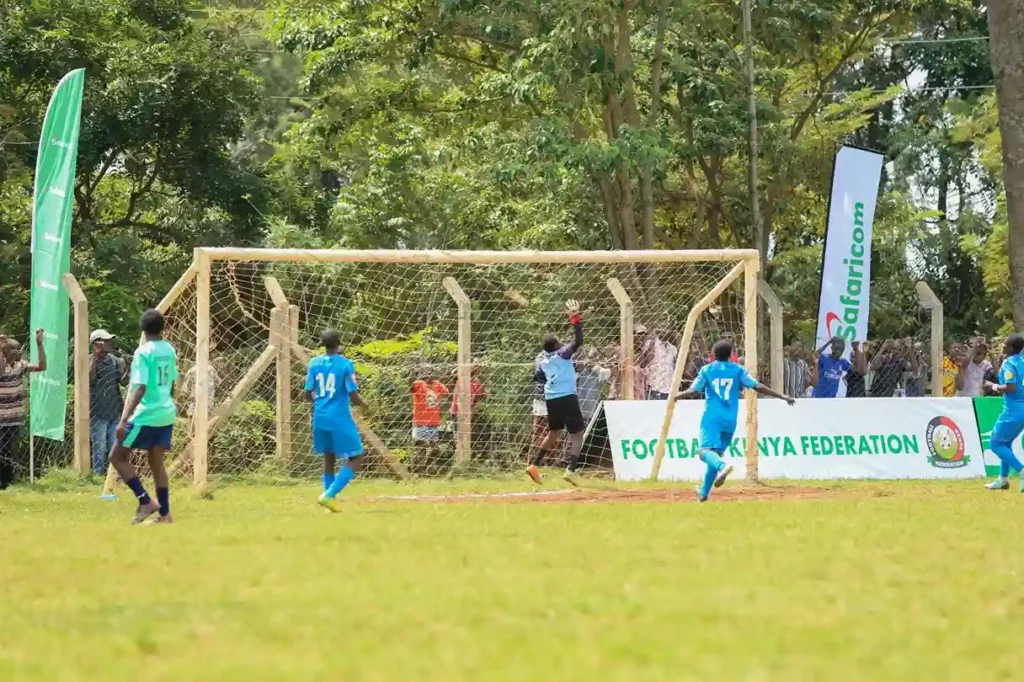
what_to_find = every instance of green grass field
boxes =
[1,478,1022,682]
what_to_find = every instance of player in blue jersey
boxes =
[527,299,585,485]
[305,329,372,512]
[984,334,1024,491]
[677,339,796,502]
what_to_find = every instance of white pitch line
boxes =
[368,489,579,502]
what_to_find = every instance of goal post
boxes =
[147,247,761,488]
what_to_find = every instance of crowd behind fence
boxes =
[0,268,1009,487]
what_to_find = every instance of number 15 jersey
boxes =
[304,353,359,431]
[129,340,179,427]
[691,361,758,429]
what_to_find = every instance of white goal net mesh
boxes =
[144,252,756,486]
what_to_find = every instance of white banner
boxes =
[815,145,884,356]
[605,398,985,481]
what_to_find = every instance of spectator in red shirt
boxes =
[452,363,490,458]
[451,364,488,415]
[410,367,449,474]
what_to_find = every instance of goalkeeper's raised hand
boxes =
[565,299,582,325]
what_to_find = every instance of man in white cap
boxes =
[89,329,127,475]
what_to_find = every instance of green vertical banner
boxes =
[29,69,85,440]
[973,396,1023,477]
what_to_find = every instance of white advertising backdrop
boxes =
[605,398,985,481]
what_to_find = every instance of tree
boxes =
[987,0,1024,329]
[0,0,269,336]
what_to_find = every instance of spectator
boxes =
[609,326,648,399]
[452,363,490,456]
[576,348,612,423]
[88,329,127,475]
[526,351,551,465]
[451,363,488,415]
[783,341,811,399]
[410,366,449,474]
[182,358,220,418]
[905,341,927,397]
[845,341,869,397]
[0,329,47,489]
[680,339,706,395]
[956,336,992,397]
[709,331,740,363]
[811,337,852,398]
[942,343,965,397]
[870,338,914,397]
[639,327,677,400]
[570,348,612,467]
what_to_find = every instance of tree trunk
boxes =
[988,0,1024,329]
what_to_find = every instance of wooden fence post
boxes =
[606,278,635,400]
[744,256,760,483]
[442,277,472,465]
[757,278,784,394]
[916,281,944,397]
[62,273,90,476]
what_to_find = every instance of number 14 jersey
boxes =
[304,353,359,431]
[691,360,758,430]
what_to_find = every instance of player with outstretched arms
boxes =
[527,300,586,485]
[984,334,1024,491]
[109,309,178,525]
[677,339,795,502]
[306,329,372,512]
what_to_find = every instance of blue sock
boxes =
[126,477,151,506]
[992,443,1022,477]
[699,450,724,499]
[325,465,355,499]
[322,473,336,492]
[156,487,169,516]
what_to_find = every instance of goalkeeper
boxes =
[527,299,586,485]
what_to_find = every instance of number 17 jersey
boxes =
[304,353,359,431]
[129,340,179,427]
[691,361,758,429]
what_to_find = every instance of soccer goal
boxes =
[104,248,761,490]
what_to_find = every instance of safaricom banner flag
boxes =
[815,145,884,354]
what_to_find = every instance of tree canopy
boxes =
[0,0,1013,342]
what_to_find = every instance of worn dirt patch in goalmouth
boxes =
[367,485,836,504]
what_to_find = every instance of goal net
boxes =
[108,249,760,489]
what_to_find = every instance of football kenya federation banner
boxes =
[974,396,1024,477]
[605,398,985,481]
[29,69,85,440]
[815,145,884,358]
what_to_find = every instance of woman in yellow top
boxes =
[942,344,965,397]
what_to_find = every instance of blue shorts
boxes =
[119,423,173,451]
[991,418,1024,447]
[699,424,736,453]
[312,427,364,458]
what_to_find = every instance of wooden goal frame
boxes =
[109,247,761,489]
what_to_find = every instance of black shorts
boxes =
[546,394,585,434]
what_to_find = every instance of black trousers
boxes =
[0,425,20,489]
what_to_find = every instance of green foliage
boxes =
[0,0,1011,348]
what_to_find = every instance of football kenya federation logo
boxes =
[926,416,968,468]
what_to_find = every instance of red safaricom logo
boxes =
[825,202,868,343]
[825,311,841,338]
